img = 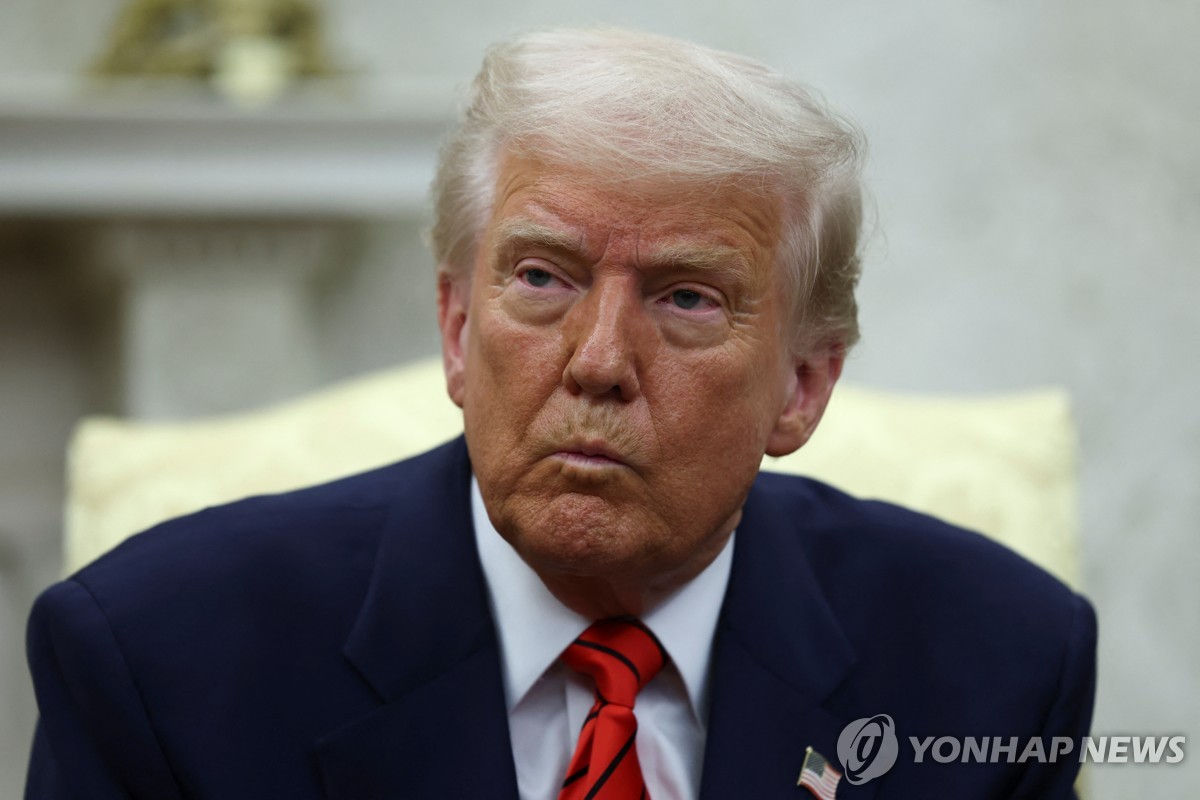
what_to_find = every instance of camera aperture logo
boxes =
[837,714,899,784]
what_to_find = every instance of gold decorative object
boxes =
[92,0,336,104]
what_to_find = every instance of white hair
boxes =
[431,26,866,352]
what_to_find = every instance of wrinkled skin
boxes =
[438,154,842,617]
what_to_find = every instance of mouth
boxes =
[552,439,629,469]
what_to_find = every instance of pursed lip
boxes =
[552,438,629,467]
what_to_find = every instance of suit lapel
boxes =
[700,479,880,800]
[312,437,519,800]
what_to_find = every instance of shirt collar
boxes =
[471,476,734,722]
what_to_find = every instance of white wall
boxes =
[1,1,1196,797]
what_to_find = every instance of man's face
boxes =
[439,154,840,610]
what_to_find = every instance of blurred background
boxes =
[0,0,1196,796]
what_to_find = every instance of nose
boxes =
[562,277,644,401]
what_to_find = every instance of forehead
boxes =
[482,154,783,273]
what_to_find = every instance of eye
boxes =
[670,289,704,310]
[523,267,554,288]
[520,267,556,289]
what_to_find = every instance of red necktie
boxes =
[558,618,667,800]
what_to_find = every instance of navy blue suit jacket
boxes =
[26,437,1095,799]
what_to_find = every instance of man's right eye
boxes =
[522,268,554,288]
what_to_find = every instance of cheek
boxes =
[464,304,563,427]
[651,349,784,459]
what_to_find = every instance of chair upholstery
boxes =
[64,357,1081,588]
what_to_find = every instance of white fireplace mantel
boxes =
[0,77,456,217]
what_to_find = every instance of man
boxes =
[26,27,1095,799]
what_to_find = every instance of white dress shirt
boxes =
[471,478,734,800]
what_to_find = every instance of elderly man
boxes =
[26,27,1095,800]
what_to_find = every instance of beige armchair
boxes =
[64,357,1081,589]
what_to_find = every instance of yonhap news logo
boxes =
[833,714,1186,785]
[837,715,899,784]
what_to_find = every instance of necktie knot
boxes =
[561,618,667,708]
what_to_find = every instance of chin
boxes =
[499,490,665,577]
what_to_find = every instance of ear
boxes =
[765,347,845,458]
[437,270,470,408]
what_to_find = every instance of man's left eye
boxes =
[671,289,705,310]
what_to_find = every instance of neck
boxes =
[532,527,734,619]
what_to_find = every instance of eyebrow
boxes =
[642,242,755,279]
[491,218,585,256]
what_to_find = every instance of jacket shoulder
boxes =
[749,470,1094,679]
[752,469,1079,606]
[42,438,466,642]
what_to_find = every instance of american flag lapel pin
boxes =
[797,745,843,799]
